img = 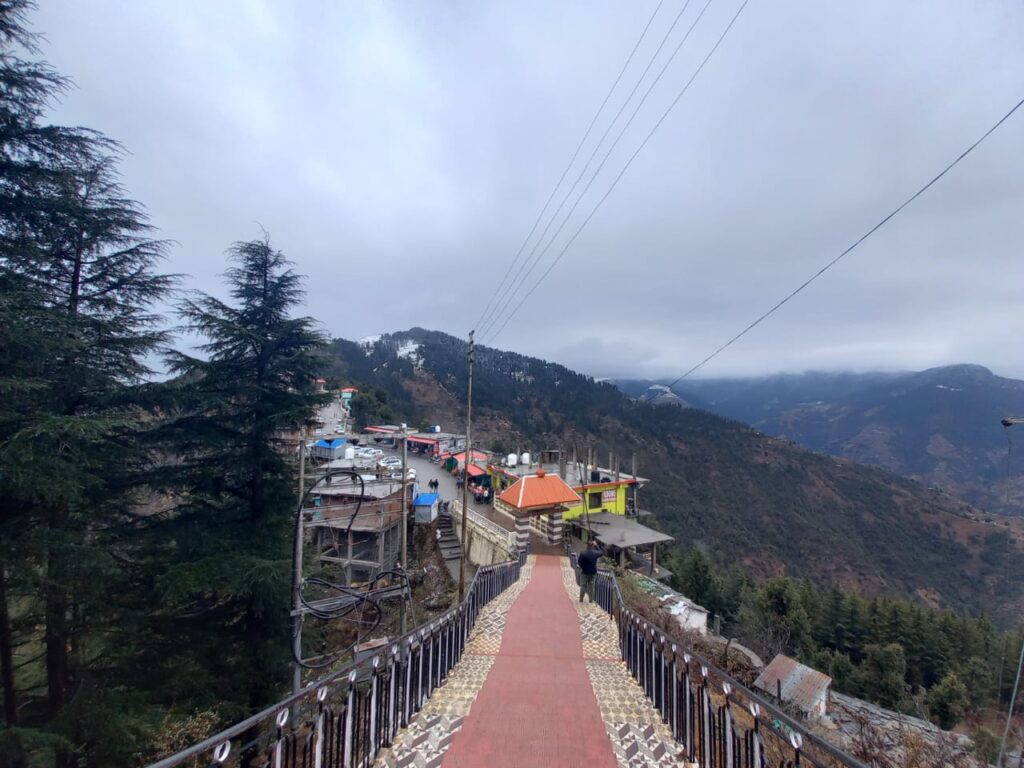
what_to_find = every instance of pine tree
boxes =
[0,3,175,764]
[926,672,968,730]
[158,237,328,717]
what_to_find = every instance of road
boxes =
[389,449,515,532]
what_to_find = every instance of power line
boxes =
[486,0,749,343]
[478,0,699,338]
[473,0,669,334]
[661,94,1024,390]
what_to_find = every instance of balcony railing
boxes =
[451,499,518,553]
[147,551,526,768]
[568,549,873,768]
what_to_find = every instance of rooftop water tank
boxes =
[520,452,531,466]
[343,446,356,460]
[507,453,518,467]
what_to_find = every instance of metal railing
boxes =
[450,499,518,553]
[148,551,526,768]
[568,550,873,768]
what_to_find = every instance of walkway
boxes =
[377,556,688,768]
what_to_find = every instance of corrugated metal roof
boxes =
[753,654,832,715]
[586,511,674,548]
[498,471,580,510]
[452,450,489,462]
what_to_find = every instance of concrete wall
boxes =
[450,501,517,566]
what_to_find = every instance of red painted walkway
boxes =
[442,555,618,768]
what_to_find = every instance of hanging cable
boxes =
[484,0,748,343]
[478,0,699,338]
[659,95,1024,389]
[474,0,671,334]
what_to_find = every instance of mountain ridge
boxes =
[324,329,1024,624]
[615,364,1024,516]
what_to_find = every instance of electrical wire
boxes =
[477,0,697,338]
[293,467,418,670]
[660,94,1024,389]
[474,0,670,334]
[484,0,748,343]
[293,568,415,669]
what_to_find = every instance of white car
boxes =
[378,456,402,469]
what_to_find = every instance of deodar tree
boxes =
[159,238,328,719]
[0,1,175,764]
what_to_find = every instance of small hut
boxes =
[412,492,440,524]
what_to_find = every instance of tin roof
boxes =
[497,469,580,510]
[452,450,489,463]
[753,655,832,715]
[584,512,674,548]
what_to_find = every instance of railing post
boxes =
[368,658,380,761]
[343,672,356,768]
[657,635,666,718]
[313,685,328,768]
[746,702,763,768]
[700,666,712,768]
[670,647,678,741]
[683,654,693,761]
[403,637,414,726]
[721,682,735,768]
[272,708,288,768]
[417,632,426,709]
[387,646,398,745]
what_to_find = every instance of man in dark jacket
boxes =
[578,540,603,603]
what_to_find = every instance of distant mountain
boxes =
[617,366,1024,516]
[324,330,1024,624]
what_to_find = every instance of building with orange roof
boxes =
[496,468,580,547]
[487,448,648,522]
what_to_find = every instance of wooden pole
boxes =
[400,428,409,635]
[459,332,475,601]
[291,428,306,693]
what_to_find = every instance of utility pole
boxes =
[999,632,1024,767]
[459,332,475,602]
[400,427,409,635]
[291,428,306,694]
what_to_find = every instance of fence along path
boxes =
[377,554,686,768]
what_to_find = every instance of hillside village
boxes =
[294,384,996,765]
[4,3,1023,766]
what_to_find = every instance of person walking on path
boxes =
[578,540,604,603]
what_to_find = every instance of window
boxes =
[588,491,602,509]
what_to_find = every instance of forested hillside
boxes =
[618,366,1024,515]
[329,329,1024,624]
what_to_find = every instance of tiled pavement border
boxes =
[379,557,694,768]
[376,557,535,768]
[561,560,694,767]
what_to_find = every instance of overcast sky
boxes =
[35,1,1024,379]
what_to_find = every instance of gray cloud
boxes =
[36,0,1024,380]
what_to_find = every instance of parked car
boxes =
[378,456,402,469]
